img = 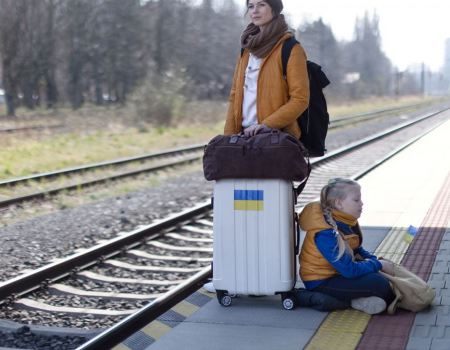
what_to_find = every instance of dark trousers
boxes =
[311,273,396,304]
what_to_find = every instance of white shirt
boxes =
[241,53,262,128]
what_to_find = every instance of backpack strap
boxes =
[281,37,299,78]
[240,47,245,57]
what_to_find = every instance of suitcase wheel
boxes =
[282,297,296,310]
[217,290,232,307]
[220,294,232,307]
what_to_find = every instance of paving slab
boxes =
[147,323,315,350]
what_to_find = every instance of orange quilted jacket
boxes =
[224,33,309,138]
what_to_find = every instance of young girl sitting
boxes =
[299,178,395,314]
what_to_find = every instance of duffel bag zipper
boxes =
[215,145,245,155]
[259,145,303,154]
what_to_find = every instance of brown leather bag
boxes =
[203,129,310,194]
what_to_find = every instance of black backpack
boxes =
[240,38,330,157]
[282,37,330,157]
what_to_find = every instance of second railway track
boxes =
[1,99,449,210]
[1,104,449,348]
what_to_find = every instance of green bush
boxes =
[133,69,188,126]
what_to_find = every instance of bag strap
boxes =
[295,158,311,198]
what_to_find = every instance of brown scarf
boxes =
[240,14,289,58]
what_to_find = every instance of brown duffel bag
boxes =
[203,129,310,194]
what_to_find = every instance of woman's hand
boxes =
[379,260,395,276]
[244,124,271,138]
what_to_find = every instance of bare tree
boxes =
[0,0,27,116]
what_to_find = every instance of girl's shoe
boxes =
[203,281,216,293]
[351,296,386,314]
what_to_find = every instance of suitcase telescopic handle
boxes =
[294,212,300,255]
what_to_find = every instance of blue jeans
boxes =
[311,273,395,304]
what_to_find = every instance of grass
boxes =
[0,98,226,181]
[0,125,222,181]
[0,95,443,182]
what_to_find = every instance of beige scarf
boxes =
[240,14,289,58]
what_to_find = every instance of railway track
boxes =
[0,98,441,136]
[1,99,446,210]
[328,98,440,129]
[0,105,449,349]
[0,145,205,209]
[0,124,66,133]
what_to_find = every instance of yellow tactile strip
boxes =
[304,225,411,350]
[112,344,132,350]
[319,309,371,333]
[374,226,410,264]
[141,321,173,340]
[112,288,215,350]
[305,310,371,350]
[171,300,200,318]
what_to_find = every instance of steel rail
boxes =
[74,110,450,350]
[2,104,448,210]
[0,144,205,188]
[0,98,443,135]
[0,202,211,302]
[76,267,211,350]
[2,98,446,189]
[330,99,436,123]
[0,124,65,133]
[329,100,434,129]
[311,106,450,163]
[0,154,202,208]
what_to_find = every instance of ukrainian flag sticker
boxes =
[234,190,264,211]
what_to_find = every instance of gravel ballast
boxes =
[0,326,87,350]
[0,104,446,283]
[0,170,214,282]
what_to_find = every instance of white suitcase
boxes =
[212,179,299,309]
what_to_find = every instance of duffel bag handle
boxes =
[229,127,279,144]
[270,129,280,144]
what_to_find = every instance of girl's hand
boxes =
[244,124,270,138]
[380,260,394,276]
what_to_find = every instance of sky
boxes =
[280,0,450,72]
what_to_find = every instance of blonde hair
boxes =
[320,178,360,261]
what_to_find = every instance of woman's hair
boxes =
[246,0,284,17]
[320,178,360,260]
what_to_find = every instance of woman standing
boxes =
[224,0,310,138]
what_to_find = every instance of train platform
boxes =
[113,118,450,350]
